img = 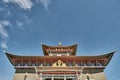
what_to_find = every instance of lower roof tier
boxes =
[5,51,115,68]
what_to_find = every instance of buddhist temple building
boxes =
[5,43,115,80]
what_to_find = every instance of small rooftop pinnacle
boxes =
[58,41,62,46]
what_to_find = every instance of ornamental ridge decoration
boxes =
[52,59,67,67]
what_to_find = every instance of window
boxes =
[17,62,21,66]
[98,62,103,66]
[24,63,28,66]
[76,63,80,66]
[46,63,50,66]
[83,63,87,66]
[32,63,36,66]
[38,63,42,66]
[90,62,95,66]
[68,63,72,66]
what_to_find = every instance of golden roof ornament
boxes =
[58,41,62,46]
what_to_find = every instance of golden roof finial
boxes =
[58,41,62,46]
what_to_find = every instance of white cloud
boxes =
[0,0,52,49]
[0,22,9,39]
[2,0,9,3]
[3,0,51,10]
[40,0,51,9]
[16,21,24,29]
[1,41,8,49]
[0,20,10,49]
[1,20,10,26]
[3,0,33,10]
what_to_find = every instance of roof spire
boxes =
[58,41,62,46]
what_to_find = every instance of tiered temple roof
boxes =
[5,43,115,80]
[5,43,115,67]
[42,44,77,56]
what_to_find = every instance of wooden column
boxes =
[64,75,66,80]
[52,75,54,80]
[96,60,98,66]
[22,59,23,66]
[40,72,42,80]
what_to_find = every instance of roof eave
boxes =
[5,52,15,66]
[105,51,116,66]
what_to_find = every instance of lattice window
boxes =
[24,63,28,66]
[90,62,95,66]
[32,63,36,66]
[46,63,51,66]
[16,62,22,66]
[83,63,87,66]
[98,62,103,66]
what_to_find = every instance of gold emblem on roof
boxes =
[52,59,67,67]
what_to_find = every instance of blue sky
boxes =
[0,0,120,80]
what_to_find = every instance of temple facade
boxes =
[6,43,115,80]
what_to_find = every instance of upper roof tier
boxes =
[42,43,77,56]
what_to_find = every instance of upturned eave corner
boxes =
[5,52,15,66]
